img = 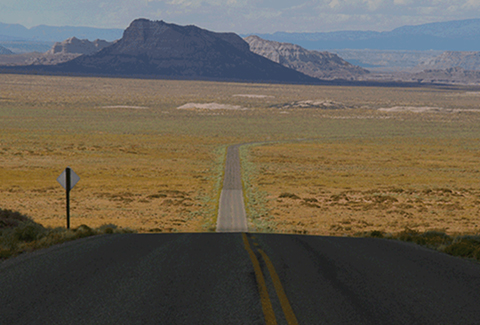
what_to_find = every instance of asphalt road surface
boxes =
[2,232,480,324]
[216,144,248,232]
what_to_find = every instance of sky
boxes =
[0,0,479,34]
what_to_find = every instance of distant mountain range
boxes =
[0,22,123,42]
[3,18,480,85]
[2,18,480,51]
[29,19,317,83]
[251,19,480,51]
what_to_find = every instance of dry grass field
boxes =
[1,73,480,235]
[242,139,480,236]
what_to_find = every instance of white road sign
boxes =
[57,167,80,191]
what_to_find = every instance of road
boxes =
[3,142,480,324]
[216,144,248,232]
[2,233,480,324]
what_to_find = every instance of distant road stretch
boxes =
[216,144,248,232]
[215,139,315,232]
[2,233,480,324]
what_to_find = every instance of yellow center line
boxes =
[258,249,299,325]
[242,233,277,325]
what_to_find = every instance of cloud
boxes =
[244,8,282,20]
[363,0,384,11]
[329,0,341,9]
[464,0,480,7]
[165,0,247,8]
[1,0,480,33]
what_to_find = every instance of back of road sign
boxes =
[57,167,80,191]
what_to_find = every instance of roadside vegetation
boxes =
[240,143,276,232]
[361,228,480,262]
[0,208,133,260]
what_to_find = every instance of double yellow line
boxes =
[242,233,299,325]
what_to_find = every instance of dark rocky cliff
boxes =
[54,19,317,83]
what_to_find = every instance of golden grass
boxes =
[0,131,221,231]
[1,73,480,234]
[244,139,480,236]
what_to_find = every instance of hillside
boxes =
[244,35,368,80]
[417,51,480,71]
[0,45,13,55]
[409,67,480,84]
[50,19,317,83]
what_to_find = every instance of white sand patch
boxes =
[101,105,149,109]
[177,103,248,110]
[233,94,274,98]
[464,92,480,96]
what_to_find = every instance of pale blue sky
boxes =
[0,0,479,33]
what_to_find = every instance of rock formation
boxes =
[244,35,368,80]
[54,19,317,83]
[46,37,112,55]
[26,37,113,65]
[0,45,13,55]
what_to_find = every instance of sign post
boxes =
[57,167,80,229]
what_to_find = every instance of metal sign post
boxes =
[57,167,80,229]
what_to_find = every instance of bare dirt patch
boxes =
[378,106,480,113]
[232,94,274,98]
[378,106,442,113]
[101,105,149,109]
[177,103,247,110]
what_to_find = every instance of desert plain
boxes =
[1,74,480,235]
